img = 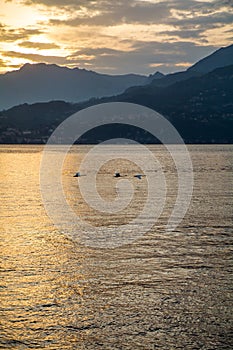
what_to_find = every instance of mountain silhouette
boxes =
[1,64,232,144]
[0,44,232,110]
[145,44,233,88]
[0,63,154,110]
[188,44,233,73]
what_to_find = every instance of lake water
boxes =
[0,145,232,349]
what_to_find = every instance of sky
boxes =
[0,0,232,75]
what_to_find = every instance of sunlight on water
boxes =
[0,145,232,349]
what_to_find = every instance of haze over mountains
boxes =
[0,64,164,111]
[0,44,232,143]
[188,44,233,73]
[146,44,233,88]
[1,44,232,111]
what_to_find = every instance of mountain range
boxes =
[0,44,232,143]
[0,64,164,111]
[1,44,232,111]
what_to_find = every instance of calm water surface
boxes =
[0,145,232,349]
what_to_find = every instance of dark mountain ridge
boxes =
[1,64,232,144]
[146,44,233,88]
[0,44,232,110]
[188,44,233,73]
[0,63,153,110]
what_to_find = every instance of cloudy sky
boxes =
[0,0,232,75]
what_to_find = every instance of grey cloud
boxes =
[50,1,170,27]
[61,41,224,74]
[2,51,68,64]
[160,29,205,40]
[45,0,233,53]
[164,0,232,12]
[22,0,84,6]
[21,0,233,46]
[0,24,43,42]
[1,40,220,75]
[168,11,233,27]
[130,41,216,63]
[160,12,233,40]
[2,50,92,66]
[66,41,217,74]
[70,47,124,57]
[18,41,60,49]
[46,0,233,27]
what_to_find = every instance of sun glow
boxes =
[0,1,47,27]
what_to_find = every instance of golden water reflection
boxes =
[0,145,233,349]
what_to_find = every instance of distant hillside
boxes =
[113,65,233,143]
[1,44,232,111]
[1,65,232,144]
[0,63,153,110]
[188,44,233,73]
[149,44,233,88]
